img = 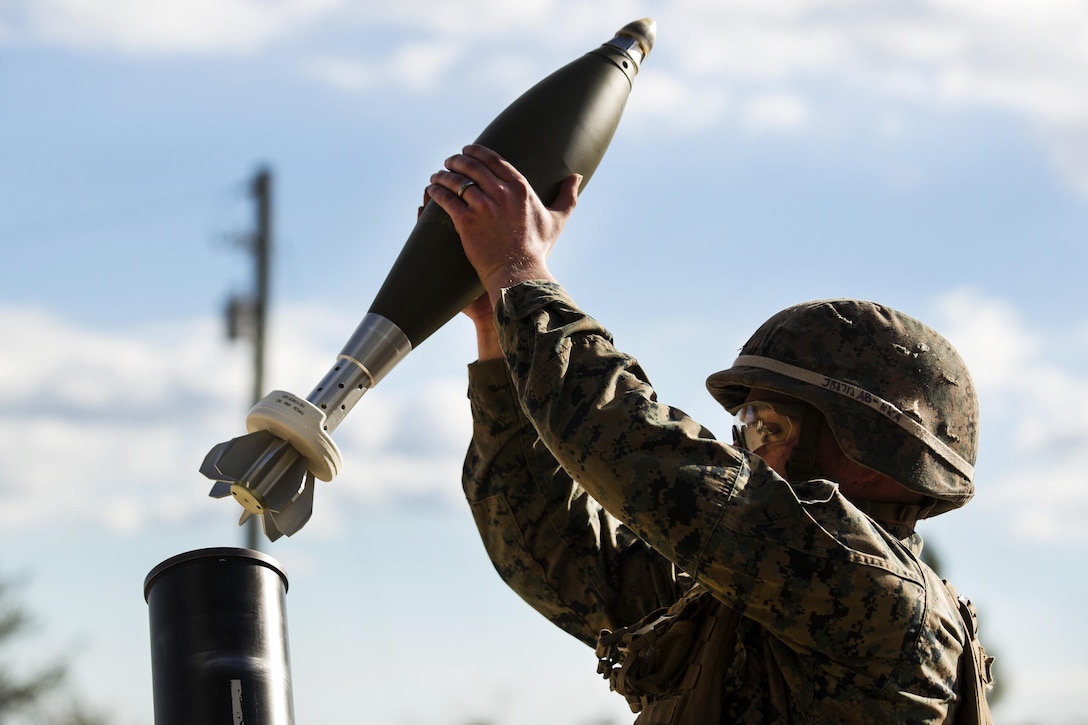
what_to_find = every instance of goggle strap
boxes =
[731,424,745,449]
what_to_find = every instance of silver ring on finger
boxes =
[456,179,476,198]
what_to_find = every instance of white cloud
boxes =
[9,0,1087,193]
[1047,124,1088,197]
[7,290,1087,550]
[865,21,969,64]
[653,2,1088,189]
[934,288,1088,547]
[625,72,731,133]
[9,0,1087,125]
[302,57,377,93]
[0,302,471,537]
[304,42,464,93]
[16,0,345,55]
[359,0,566,41]
[934,289,1039,393]
[741,91,812,131]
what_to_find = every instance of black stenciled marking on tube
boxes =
[368,40,642,348]
[144,548,295,725]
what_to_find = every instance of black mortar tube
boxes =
[144,547,294,725]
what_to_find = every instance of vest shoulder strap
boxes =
[942,579,995,725]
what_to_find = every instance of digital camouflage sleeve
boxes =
[464,356,688,646]
[463,281,969,722]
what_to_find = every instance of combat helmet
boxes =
[706,299,978,517]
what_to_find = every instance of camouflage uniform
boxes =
[464,281,971,723]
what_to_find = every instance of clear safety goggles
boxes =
[731,399,806,452]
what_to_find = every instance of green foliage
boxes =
[0,574,110,725]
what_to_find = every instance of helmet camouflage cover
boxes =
[706,299,978,517]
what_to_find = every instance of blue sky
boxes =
[2,1,1087,722]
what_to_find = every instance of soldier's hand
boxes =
[427,144,580,302]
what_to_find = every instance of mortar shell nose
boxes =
[618,18,656,58]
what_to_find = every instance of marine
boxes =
[426,144,994,723]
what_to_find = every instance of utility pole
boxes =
[251,168,271,418]
[226,166,272,551]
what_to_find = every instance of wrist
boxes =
[469,312,503,361]
[475,328,503,361]
[482,261,555,307]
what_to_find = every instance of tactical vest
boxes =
[595,583,994,724]
[596,584,740,724]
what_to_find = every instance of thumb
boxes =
[549,173,582,215]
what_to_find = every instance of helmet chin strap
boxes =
[785,404,823,482]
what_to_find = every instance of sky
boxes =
[2,0,1087,722]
